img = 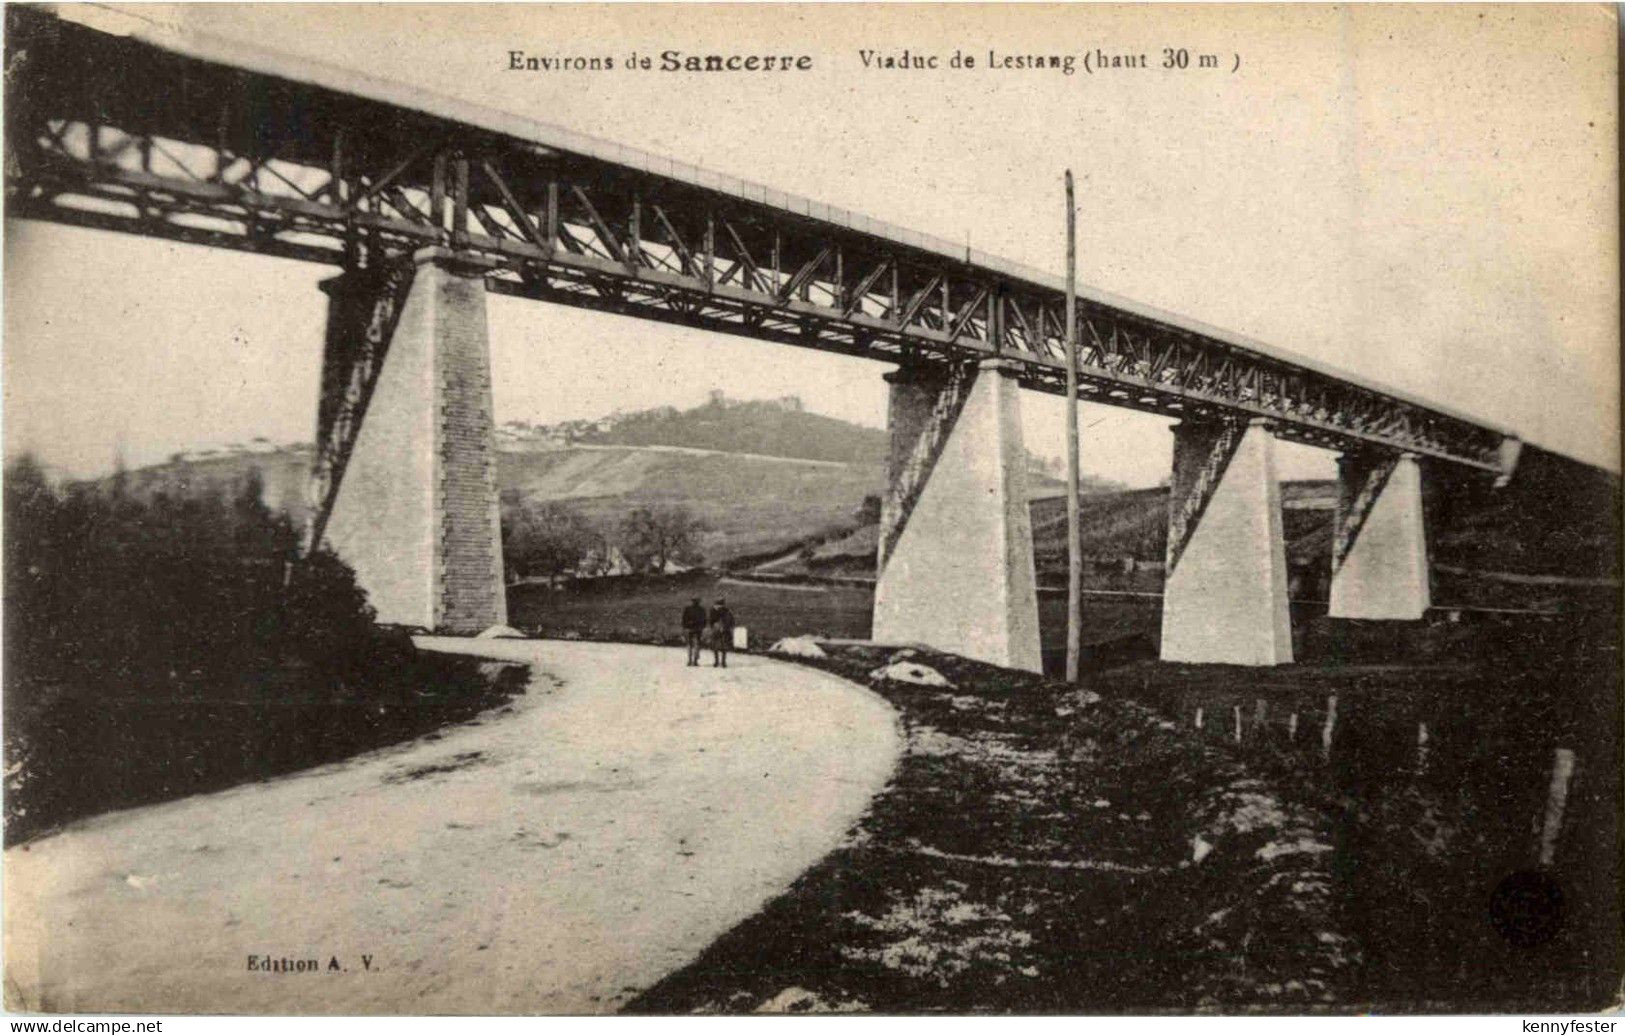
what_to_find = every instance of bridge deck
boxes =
[5,4,1514,474]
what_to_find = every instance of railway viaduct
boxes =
[5,5,1523,669]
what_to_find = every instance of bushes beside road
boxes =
[3,457,527,846]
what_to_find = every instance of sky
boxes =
[4,4,1617,487]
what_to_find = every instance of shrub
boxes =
[3,456,521,844]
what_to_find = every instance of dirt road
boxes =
[4,640,901,1014]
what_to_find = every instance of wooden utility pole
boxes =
[1064,170,1083,682]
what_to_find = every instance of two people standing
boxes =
[681,596,735,667]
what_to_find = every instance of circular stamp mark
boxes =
[1488,870,1565,948]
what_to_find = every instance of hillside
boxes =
[1029,480,1338,572]
[798,480,1339,598]
[114,443,316,527]
[499,445,882,563]
[92,400,1615,600]
[799,446,1620,610]
[498,391,1100,484]
[93,396,1101,565]
[559,394,887,465]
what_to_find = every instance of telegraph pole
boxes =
[1064,171,1083,681]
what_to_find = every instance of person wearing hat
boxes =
[680,596,707,666]
[706,597,736,668]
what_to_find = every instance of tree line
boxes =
[2,455,517,844]
[500,492,708,582]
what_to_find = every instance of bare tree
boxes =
[617,504,706,574]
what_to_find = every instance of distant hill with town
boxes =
[500,391,889,465]
[94,393,1101,565]
[87,395,1617,603]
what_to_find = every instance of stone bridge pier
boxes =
[1158,419,1433,665]
[1159,417,1293,666]
[313,247,508,634]
[872,358,1042,673]
[1327,451,1430,620]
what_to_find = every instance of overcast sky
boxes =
[4,4,1616,486]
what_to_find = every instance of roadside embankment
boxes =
[629,642,1355,1013]
[1091,613,1621,1013]
[5,646,529,847]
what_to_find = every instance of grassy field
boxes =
[506,574,1347,678]
[509,573,875,646]
[507,574,1169,675]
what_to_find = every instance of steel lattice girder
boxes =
[3,5,1516,475]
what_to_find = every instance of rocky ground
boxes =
[629,642,1355,1014]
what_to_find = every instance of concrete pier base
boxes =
[1160,418,1292,666]
[1328,452,1430,620]
[320,248,507,633]
[872,359,1041,672]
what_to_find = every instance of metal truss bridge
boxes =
[5,4,1517,476]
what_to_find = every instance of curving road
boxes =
[4,640,901,1014]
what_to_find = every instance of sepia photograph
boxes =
[0,1,1619,1020]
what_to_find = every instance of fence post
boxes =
[1416,721,1430,772]
[1233,704,1243,744]
[1194,706,1204,730]
[1288,712,1299,740]
[1320,694,1338,761]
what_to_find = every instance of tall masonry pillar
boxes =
[318,247,508,633]
[1159,417,1292,665]
[1328,451,1430,620]
[872,358,1042,673]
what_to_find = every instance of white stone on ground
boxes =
[1192,835,1215,864]
[768,636,828,659]
[868,661,953,688]
[754,985,864,1013]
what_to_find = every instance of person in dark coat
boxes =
[707,598,735,668]
[680,597,706,667]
